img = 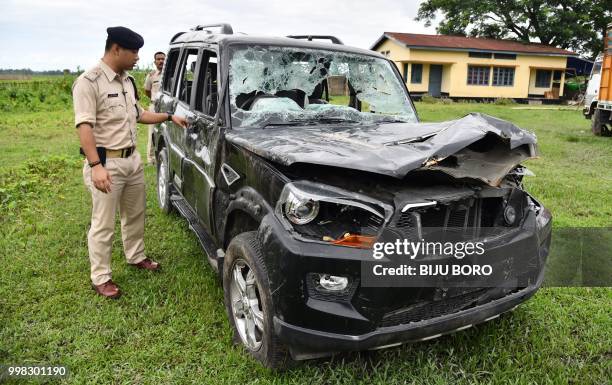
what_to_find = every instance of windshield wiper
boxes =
[311,117,361,124]
[261,119,319,128]
[260,117,361,128]
[376,118,409,124]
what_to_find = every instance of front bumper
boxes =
[257,202,552,358]
[274,276,541,358]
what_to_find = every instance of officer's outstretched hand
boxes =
[172,115,188,129]
[92,165,113,193]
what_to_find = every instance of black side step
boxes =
[171,194,219,273]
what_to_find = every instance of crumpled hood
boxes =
[225,113,537,184]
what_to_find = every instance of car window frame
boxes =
[161,47,182,97]
[193,48,219,118]
[174,46,201,108]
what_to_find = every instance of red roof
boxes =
[376,32,576,56]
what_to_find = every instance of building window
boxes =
[494,53,517,60]
[535,69,552,87]
[467,65,490,85]
[380,50,390,57]
[403,63,408,82]
[468,51,493,58]
[492,67,515,86]
[411,63,423,84]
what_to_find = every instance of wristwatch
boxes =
[89,160,101,168]
[166,113,173,121]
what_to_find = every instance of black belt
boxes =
[106,146,135,158]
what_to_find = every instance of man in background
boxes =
[143,51,165,164]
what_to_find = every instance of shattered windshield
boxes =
[228,45,417,128]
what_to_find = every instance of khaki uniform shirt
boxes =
[73,60,144,150]
[144,69,162,102]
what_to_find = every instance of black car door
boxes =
[157,47,186,184]
[168,48,201,207]
[182,48,220,232]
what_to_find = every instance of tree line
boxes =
[416,0,612,60]
[0,69,70,75]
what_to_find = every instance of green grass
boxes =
[0,103,610,384]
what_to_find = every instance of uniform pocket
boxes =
[133,151,144,175]
[104,98,126,110]
[102,98,127,124]
[83,161,93,192]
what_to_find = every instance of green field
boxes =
[0,79,610,384]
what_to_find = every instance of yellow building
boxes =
[371,32,577,100]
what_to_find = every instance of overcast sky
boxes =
[0,0,438,71]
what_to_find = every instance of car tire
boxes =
[156,146,173,214]
[223,231,293,369]
[591,109,612,137]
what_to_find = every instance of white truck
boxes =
[584,24,611,136]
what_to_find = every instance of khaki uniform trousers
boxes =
[146,104,156,164]
[83,151,146,285]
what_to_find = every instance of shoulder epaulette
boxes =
[83,68,102,82]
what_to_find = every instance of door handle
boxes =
[186,116,198,131]
[186,116,202,138]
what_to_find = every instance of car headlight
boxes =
[276,182,392,248]
[503,204,517,226]
[284,190,320,225]
[502,188,528,227]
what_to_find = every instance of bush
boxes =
[420,94,438,104]
[494,97,517,105]
[0,71,152,113]
[420,94,454,104]
[0,78,75,112]
[0,155,80,216]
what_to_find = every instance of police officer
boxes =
[143,51,165,164]
[73,26,187,299]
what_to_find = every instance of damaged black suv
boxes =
[152,23,553,368]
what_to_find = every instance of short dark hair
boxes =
[154,51,166,58]
[105,38,114,52]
